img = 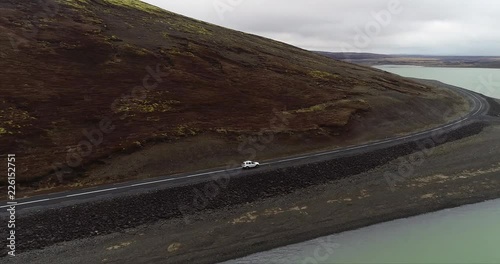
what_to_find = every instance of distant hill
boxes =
[0,0,466,190]
[315,52,395,60]
[319,52,500,68]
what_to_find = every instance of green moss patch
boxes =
[309,70,340,80]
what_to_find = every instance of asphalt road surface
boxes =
[0,86,490,216]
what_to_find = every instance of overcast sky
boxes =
[143,0,500,56]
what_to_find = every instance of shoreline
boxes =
[371,63,500,69]
[2,117,500,262]
[4,120,500,263]
[224,197,500,263]
[2,95,500,263]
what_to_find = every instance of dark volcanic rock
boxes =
[0,122,487,253]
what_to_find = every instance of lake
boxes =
[223,66,500,264]
[227,200,500,264]
[375,65,500,99]
[223,199,500,264]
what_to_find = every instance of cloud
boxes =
[143,0,500,55]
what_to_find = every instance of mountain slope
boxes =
[0,0,467,190]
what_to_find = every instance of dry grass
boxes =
[0,0,466,191]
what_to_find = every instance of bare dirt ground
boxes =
[14,79,469,199]
[1,0,466,195]
[8,118,500,264]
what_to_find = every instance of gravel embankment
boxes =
[0,122,488,256]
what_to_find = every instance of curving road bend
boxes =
[0,86,491,215]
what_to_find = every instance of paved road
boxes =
[0,87,491,215]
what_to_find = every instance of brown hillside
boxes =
[0,0,467,191]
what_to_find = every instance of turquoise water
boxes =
[224,199,500,264]
[375,66,500,99]
[224,66,500,264]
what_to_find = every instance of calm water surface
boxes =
[223,66,500,264]
[376,65,500,99]
[224,199,500,264]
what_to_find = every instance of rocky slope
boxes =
[0,0,466,190]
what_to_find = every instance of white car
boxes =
[241,160,260,169]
